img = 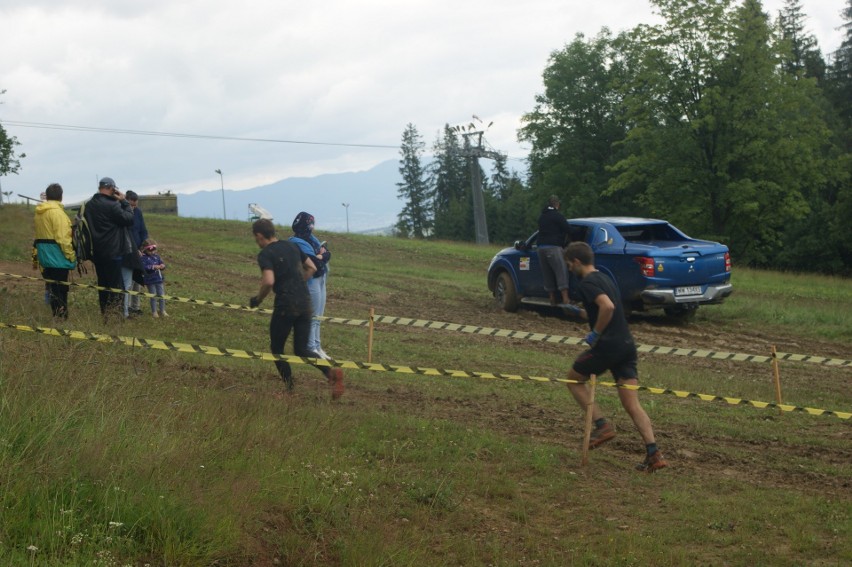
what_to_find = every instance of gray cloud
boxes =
[0,0,843,205]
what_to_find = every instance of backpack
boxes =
[72,201,94,270]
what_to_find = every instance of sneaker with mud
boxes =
[328,367,345,400]
[635,451,668,472]
[589,422,616,449]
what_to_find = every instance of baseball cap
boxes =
[99,177,117,188]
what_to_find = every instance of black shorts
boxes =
[572,341,638,381]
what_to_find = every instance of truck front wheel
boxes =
[494,272,519,312]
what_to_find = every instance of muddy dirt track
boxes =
[2,260,850,498]
[327,279,852,497]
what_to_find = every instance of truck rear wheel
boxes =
[494,272,519,312]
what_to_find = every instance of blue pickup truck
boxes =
[487,217,733,320]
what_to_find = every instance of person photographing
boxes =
[83,177,135,318]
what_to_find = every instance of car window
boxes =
[616,224,683,242]
[568,225,589,244]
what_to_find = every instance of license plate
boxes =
[675,285,702,296]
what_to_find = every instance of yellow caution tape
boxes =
[1,271,262,313]
[3,271,850,368]
[0,321,849,420]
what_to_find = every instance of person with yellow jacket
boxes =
[32,183,76,318]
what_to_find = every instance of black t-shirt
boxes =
[256,240,312,314]
[577,271,634,348]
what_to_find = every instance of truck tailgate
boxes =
[625,242,729,286]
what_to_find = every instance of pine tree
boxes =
[777,0,825,80]
[430,125,471,240]
[395,123,432,238]
[827,0,852,128]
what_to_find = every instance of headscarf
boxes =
[291,211,315,238]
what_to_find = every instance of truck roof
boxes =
[570,217,666,225]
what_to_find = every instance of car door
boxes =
[565,223,591,302]
[516,233,546,297]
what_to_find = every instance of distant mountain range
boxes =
[177,159,402,234]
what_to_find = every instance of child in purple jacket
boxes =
[140,239,168,318]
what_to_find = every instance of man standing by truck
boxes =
[537,195,571,306]
[563,241,667,472]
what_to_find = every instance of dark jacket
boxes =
[131,207,149,249]
[537,207,571,247]
[83,192,135,262]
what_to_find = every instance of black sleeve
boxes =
[113,200,136,227]
[257,249,273,272]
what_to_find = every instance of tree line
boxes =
[396,0,852,275]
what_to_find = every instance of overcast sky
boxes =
[0,0,845,207]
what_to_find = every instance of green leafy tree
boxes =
[836,0,852,270]
[519,30,630,219]
[395,123,432,238]
[792,0,852,273]
[0,90,25,205]
[609,0,829,265]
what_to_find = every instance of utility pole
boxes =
[341,202,350,233]
[214,169,225,220]
[460,130,503,245]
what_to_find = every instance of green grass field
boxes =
[1,204,850,566]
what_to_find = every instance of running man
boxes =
[249,219,344,399]
[563,241,667,472]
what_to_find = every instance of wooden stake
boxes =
[367,307,375,363]
[771,345,783,414]
[581,374,597,467]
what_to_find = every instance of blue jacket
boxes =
[141,253,165,285]
[131,207,148,249]
[288,234,329,278]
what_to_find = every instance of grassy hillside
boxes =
[1,203,850,566]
